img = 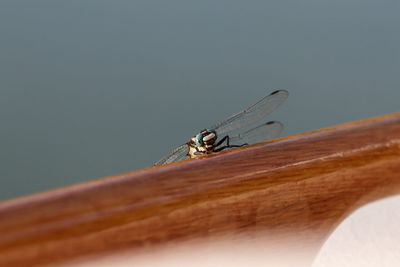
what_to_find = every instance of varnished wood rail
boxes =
[1,112,400,266]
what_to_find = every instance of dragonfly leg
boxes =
[214,143,247,152]
[215,135,230,147]
[214,135,248,152]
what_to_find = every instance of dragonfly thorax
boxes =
[197,129,217,149]
[187,129,218,158]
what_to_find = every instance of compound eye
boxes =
[195,133,204,147]
[207,129,217,135]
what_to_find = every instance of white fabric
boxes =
[313,195,400,267]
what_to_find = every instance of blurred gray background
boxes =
[1,0,399,201]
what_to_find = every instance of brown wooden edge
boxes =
[0,112,400,266]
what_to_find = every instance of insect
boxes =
[155,89,289,165]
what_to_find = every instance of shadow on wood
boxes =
[0,112,400,266]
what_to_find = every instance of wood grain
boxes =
[0,112,400,266]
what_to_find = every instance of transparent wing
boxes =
[210,90,288,135]
[229,121,283,146]
[154,144,188,165]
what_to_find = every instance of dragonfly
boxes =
[155,89,289,165]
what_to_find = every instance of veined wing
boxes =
[229,121,283,146]
[154,144,188,165]
[209,90,288,135]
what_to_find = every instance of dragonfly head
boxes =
[194,129,217,151]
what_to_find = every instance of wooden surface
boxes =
[0,112,400,266]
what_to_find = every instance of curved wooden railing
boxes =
[0,112,400,266]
